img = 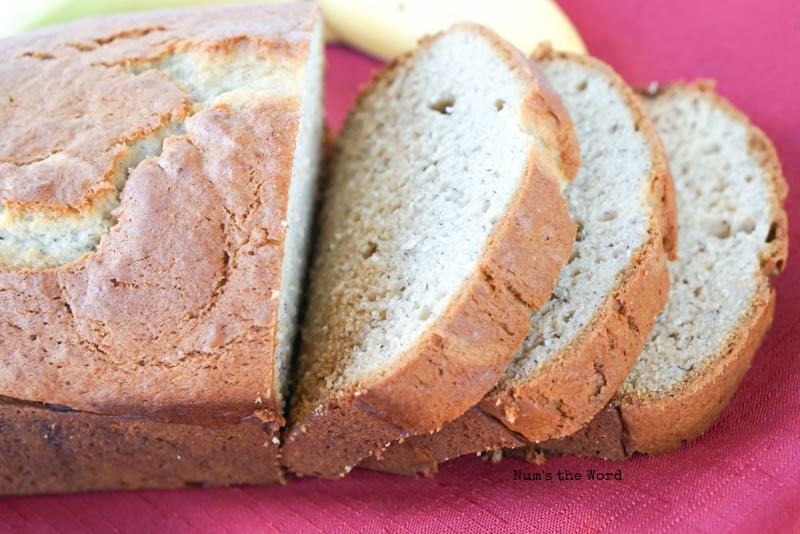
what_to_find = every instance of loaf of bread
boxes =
[360,50,678,475]
[0,3,323,493]
[2,5,786,494]
[532,82,788,460]
[281,25,579,479]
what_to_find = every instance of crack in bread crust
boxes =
[0,36,306,271]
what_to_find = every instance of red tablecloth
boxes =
[2,1,798,531]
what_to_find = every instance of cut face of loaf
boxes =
[536,82,788,460]
[0,4,323,493]
[360,50,677,476]
[282,25,579,479]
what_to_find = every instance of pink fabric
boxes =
[2,0,799,531]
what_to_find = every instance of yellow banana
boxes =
[319,0,586,59]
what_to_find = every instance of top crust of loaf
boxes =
[282,25,579,478]
[540,81,788,459]
[0,4,320,424]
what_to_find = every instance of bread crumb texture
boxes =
[358,52,674,472]
[296,29,532,402]
[623,85,786,395]
[292,26,572,418]
[504,57,652,382]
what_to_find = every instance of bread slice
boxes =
[282,26,579,479]
[360,50,677,475]
[532,82,788,459]
[0,3,323,494]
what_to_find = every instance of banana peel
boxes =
[320,0,586,58]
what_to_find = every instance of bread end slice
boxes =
[536,81,788,459]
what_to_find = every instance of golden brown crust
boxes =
[0,4,321,493]
[622,289,776,454]
[539,285,776,460]
[0,62,189,212]
[520,53,581,187]
[0,102,298,422]
[480,232,669,440]
[536,82,789,459]
[282,24,578,479]
[359,51,675,476]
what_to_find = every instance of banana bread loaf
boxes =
[0,3,323,494]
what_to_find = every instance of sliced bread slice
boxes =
[360,49,677,475]
[281,26,579,478]
[533,81,789,459]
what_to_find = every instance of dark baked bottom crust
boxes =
[358,407,526,476]
[0,399,282,495]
